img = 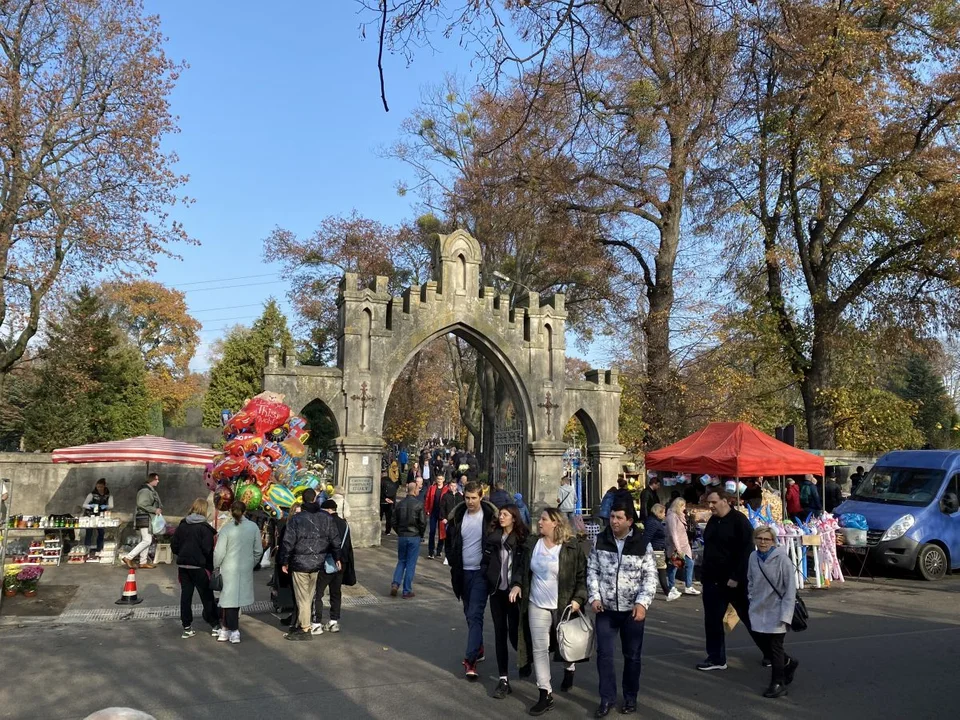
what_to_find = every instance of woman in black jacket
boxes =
[641,503,675,600]
[481,504,530,700]
[170,498,219,638]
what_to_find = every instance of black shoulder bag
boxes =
[756,556,808,632]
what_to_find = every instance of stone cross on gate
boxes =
[350,382,376,431]
[538,391,560,437]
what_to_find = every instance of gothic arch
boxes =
[264,229,623,546]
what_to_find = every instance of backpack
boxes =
[800,482,813,507]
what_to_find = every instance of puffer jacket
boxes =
[640,515,666,552]
[587,526,658,611]
[394,495,427,538]
[279,502,342,573]
[170,513,215,570]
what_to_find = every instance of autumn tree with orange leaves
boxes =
[0,0,190,376]
[102,280,202,425]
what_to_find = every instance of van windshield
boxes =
[851,467,945,507]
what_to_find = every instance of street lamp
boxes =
[492,270,535,294]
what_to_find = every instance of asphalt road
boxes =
[0,542,957,720]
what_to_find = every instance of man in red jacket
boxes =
[424,474,445,559]
[785,478,802,522]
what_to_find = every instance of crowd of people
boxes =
[163,481,355,645]
[378,456,800,715]
[120,450,798,715]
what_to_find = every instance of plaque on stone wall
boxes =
[348,476,374,494]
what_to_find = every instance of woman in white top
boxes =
[511,507,587,716]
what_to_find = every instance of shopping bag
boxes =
[723,603,740,632]
[556,604,595,662]
[150,513,166,535]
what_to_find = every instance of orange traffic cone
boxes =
[115,568,143,605]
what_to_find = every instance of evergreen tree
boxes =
[892,353,955,448]
[202,300,296,427]
[23,287,151,451]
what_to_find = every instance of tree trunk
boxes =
[643,217,681,449]
[802,321,836,449]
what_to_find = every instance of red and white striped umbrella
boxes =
[52,436,217,468]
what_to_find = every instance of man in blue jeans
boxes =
[391,481,427,599]
[587,502,658,717]
[446,481,497,680]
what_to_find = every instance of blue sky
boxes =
[146,2,606,370]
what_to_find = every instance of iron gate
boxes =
[494,413,524,497]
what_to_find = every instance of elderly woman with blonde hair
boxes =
[747,526,799,699]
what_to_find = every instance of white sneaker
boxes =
[683,587,701,596]
[211,625,222,637]
[217,629,229,642]
[443,558,449,566]
[324,620,340,633]
[666,588,682,602]
[310,623,324,635]
[229,630,241,644]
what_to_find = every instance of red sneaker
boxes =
[463,659,478,681]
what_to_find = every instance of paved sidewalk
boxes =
[0,538,958,719]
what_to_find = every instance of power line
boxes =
[199,315,267,323]
[190,303,270,314]
[183,280,282,294]
[173,273,281,288]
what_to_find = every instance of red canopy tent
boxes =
[645,422,824,477]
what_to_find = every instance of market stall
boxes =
[5,436,218,570]
[645,422,839,588]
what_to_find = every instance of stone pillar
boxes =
[589,442,627,502]
[335,436,384,548]
[529,440,568,513]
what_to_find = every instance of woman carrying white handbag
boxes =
[509,508,587,717]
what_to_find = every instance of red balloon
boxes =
[212,455,248,481]
[243,397,291,436]
[247,457,273,487]
[223,410,256,437]
[224,434,262,457]
[260,442,282,463]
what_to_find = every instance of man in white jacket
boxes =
[587,501,658,717]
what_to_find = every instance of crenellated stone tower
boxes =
[264,230,623,546]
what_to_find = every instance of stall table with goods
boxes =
[5,514,123,567]
[645,421,838,588]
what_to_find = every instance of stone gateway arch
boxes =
[264,230,624,546]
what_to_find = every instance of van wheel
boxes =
[916,544,948,581]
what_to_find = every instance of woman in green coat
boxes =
[213,500,263,644]
[509,507,587,716]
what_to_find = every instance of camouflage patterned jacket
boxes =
[587,526,658,611]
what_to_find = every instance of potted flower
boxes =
[3,571,18,597]
[16,566,43,597]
